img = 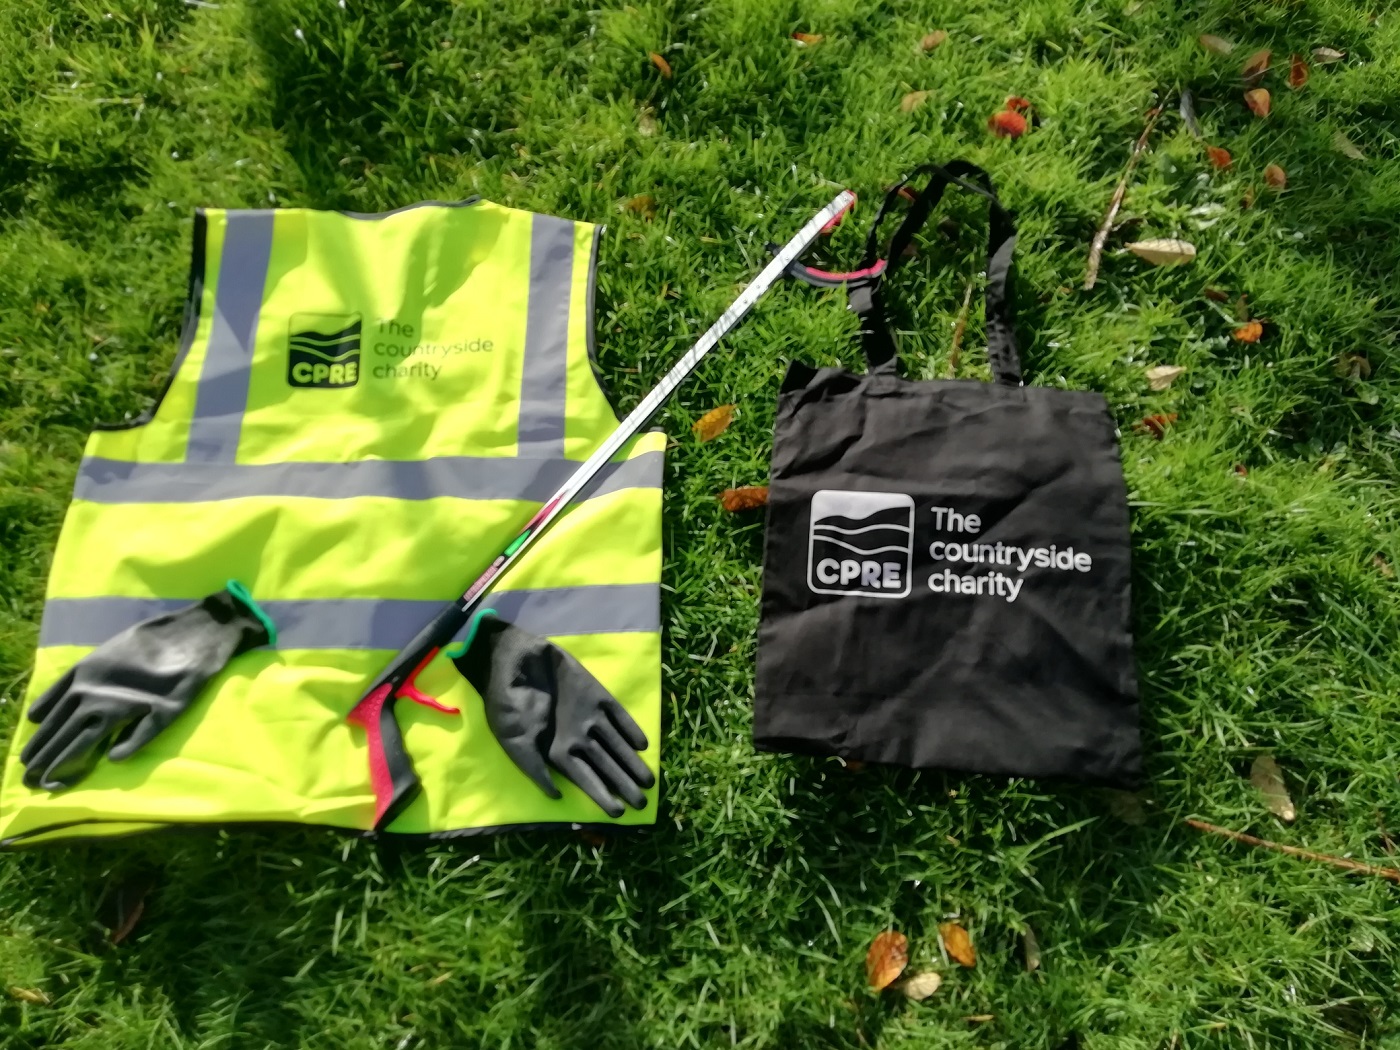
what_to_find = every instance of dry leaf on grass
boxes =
[647,51,673,78]
[1125,239,1196,266]
[1004,95,1032,112]
[1332,130,1365,160]
[1023,927,1042,972]
[901,90,931,113]
[1199,34,1235,56]
[1206,145,1232,170]
[624,194,658,219]
[1241,48,1272,82]
[866,930,909,991]
[1251,754,1297,822]
[939,923,976,967]
[1146,364,1186,391]
[1312,47,1345,64]
[638,108,658,137]
[966,1014,996,1023]
[1135,413,1178,439]
[720,486,768,512]
[900,971,943,1001]
[1289,54,1310,89]
[1263,164,1287,190]
[1204,286,1231,302]
[919,30,948,50]
[1245,88,1271,117]
[102,870,158,946]
[692,404,734,441]
[988,110,1028,137]
[7,987,50,1006]
[793,32,824,46]
[1233,321,1264,343]
[1373,554,1394,578]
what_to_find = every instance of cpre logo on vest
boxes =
[807,489,914,598]
[288,314,362,389]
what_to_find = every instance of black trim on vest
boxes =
[95,211,209,432]
[335,196,483,220]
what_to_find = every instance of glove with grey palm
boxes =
[450,614,655,818]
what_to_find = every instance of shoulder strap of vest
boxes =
[785,162,1022,386]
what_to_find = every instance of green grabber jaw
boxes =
[225,578,278,646]
[442,609,499,660]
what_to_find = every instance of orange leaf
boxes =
[1244,88,1271,117]
[1233,321,1264,343]
[939,923,977,967]
[1288,53,1309,89]
[1241,48,1272,81]
[1004,95,1032,112]
[919,30,948,50]
[1206,145,1232,170]
[866,930,909,990]
[719,486,769,512]
[648,51,672,79]
[1134,412,1178,439]
[793,31,824,46]
[988,109,1028,138]
[900,90,931,113]
[692,403,734,441]
[1263,163,1287,190]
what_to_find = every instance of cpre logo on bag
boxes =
[287,313,362,389]
[807,489,914,598]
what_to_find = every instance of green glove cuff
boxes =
[442,608,498,659]
[225,579,277,647]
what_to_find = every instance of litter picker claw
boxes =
[348,190,857,831]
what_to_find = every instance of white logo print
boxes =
[807,489,914,598]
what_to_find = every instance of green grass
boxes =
[2,0,1399,1046]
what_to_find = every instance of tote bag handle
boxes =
[787,161,1022,386]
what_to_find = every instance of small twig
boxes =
[947,279,974,377]
[1186,819,1400,883]
[1083,106,1162,291]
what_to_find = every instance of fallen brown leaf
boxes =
[919,30,948,51]
[692,404,734,441]
[1146,364,1186,391]
[1234,463,1249,477]
[1243,186,1255,209]
[939,922,976,967]
[793,32,824,46]
[1332,130,1365,160]
[623,194,658,220]
[965,1014,995,1023]
[1206,145,1233,170]
[900,971,943,1001]
[719,486,769,512]
[1263,164,1287,191]
[1241,48,1272,83]
[1250,754,1297,822]
[1199,34,1235,56]
[1233,321,1264,343]
[7,987,50,1006]
[1289,54,1309,89]
[1135,413,1178,439]
[1022,927,1042,972]
[1125,238,1196,266]
[102,871,157,946]
[1312,47,1345,64]
[1004,95,1032,112]
[866,930,910,991]
[1373,554,1394,578]
[648,51,673,79]
[901,90,932,113]
[1245,88,1271,118]
[1204,286,1231,302]
[988,109,1028,137]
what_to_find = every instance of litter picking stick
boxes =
[348,190,857,830]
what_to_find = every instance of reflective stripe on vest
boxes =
[0,200,665,844]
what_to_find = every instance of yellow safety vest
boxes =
[0,199,664,845]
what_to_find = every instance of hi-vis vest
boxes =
[0,200,664,846]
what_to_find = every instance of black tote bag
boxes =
[754,162,1141,786]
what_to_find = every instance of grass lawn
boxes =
[2,0,1399,1046]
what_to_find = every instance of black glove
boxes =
[21,583,275,791]
[450,615,655,818]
